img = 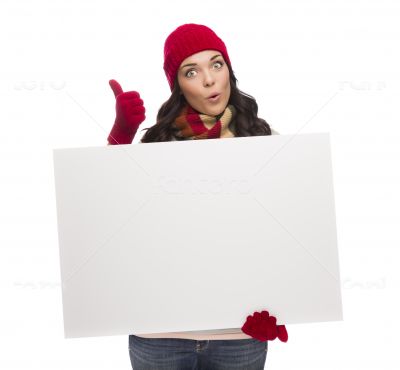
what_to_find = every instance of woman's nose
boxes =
[203,70,215,87]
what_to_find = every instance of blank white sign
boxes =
[53,133,343,338]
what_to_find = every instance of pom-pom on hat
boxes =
[163,23,232,91]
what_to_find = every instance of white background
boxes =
[1,0,399,369]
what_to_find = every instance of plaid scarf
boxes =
[173,104,237,140]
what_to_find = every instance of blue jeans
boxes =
[128,335,268,370]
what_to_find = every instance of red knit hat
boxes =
[163,23,232,91]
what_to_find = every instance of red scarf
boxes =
[173,104,236,140]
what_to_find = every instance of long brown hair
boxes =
[139,63,271,142]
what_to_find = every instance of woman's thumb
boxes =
[109,79,124,97]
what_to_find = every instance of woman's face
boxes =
[177,49,231,116]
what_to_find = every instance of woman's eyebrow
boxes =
[180,54,222,70]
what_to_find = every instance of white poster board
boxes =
[53,133,343,338]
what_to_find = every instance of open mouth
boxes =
[208,94,220,101]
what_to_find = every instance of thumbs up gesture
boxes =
[107,79,146,145]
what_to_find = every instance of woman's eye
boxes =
[185,62,223,78]
[186,70,197,78]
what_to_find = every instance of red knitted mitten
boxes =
[241,310,288,342]
[107,79,146,145]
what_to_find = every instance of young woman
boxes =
[107,23,287,370]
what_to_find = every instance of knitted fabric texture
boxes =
[163,23,231,91]
[173,104,236,140]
